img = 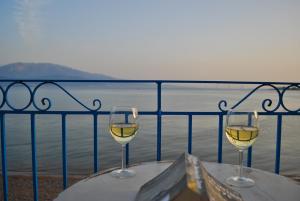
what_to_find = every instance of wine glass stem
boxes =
[122,144,126,170]
[238,150,244,178]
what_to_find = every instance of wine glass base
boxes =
[110,168,135,179]
[226,176,255,187]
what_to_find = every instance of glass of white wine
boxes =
[109,106,139,178]
[225,110,259,187]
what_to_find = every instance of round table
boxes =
[54,162,171,201]
[203,162,300,201]
[54,161,300,201]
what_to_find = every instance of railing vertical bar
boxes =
[125,114,129,166]
[125,144,129,167]
[157,82,162,161]
[31,114,38,201]
[247,147,252,167]
[93,114,98,172]
[247,113,253,167]
[188,115,192,154]
[218,114,223,163]
[62,114,68,189]
[275,115,282,174]
[0,114,8,201]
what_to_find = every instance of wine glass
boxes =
[109,106,139,178]
[225,110,259,187]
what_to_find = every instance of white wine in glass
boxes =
[109,106,139,178]
[225,110,259,187]
[110,123,138,145]
[225,126,259,150]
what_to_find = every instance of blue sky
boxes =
[0,0,299,81]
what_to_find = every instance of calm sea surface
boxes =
[1,85,300,176]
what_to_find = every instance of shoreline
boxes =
[0,172,299,201]
[0,174,86,201]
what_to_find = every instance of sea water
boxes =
[1,85,299,176]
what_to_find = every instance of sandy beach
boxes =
[0,174,85,201]
[0,173,299,201]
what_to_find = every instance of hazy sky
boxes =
[0,0,299,81]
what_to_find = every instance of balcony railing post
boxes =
[247,146,253,167]
[218,114,223,163]
[275,115,282,174]
[247,113,253,167]
[157,81,162,161]
[62,114,68,189]
[188,114,192,154]
[93,113,98,172]
[31,114,38,201]
[125,113,129,166]
[1,113,8,201]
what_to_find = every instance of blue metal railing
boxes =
[0,80,299,201]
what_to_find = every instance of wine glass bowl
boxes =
[109,106,139,178]
[110,119,138,145]
[225,110,259,187]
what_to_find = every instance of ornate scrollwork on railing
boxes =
[218,84,284,113]
[4,81,33,111]
[0,81,102,112]
[0,85,5,109]
[281,84,300,113]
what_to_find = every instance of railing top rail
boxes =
[0,79,299,113]
[0,110,299,115]
[0,79,299,85]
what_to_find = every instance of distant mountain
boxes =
[0,62,114,80]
